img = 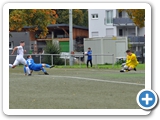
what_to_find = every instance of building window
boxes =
[9,41,13,50]
[92,32,99,37]
[106,10,113,24]
[92,14,98,19]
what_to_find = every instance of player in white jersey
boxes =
[9,41,31,76]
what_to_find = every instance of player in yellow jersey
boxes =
[120,50,139,72]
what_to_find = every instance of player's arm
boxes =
[11,46,18,55]
[24,50,26,53]
[88,51,92,56]
[126,55,136,65]
[126,60,131,65]
[126,56,131,65]
[131,55,136,61]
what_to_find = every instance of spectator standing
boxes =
[86,47,92,68]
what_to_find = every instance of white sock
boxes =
[9,64,13,68]
[25,67,31,74]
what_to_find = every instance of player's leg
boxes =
[90,60,92,67]
[21,58,31,76]
[133,68,137,71]
[87,60,89,68]
[41,67,49,75]
[35,64,49,75]
[9,64,13,68]
[24,65,31,76]
[23,66,33,75]
[128,65,135,71]
[41,67,46,72]
[120,65,129,72]
[23,66,27,75]
[42,64,54,68]
[120,65,135,72]
[133,65,137,71]
[10,59,19,68]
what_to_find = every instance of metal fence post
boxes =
[80,56,82,68]
[51,55,53,66]
[40,54,41,64]
[95,55,97,69]
[65,55,66,67]
[112,54,114,68]
[79,56,81,68]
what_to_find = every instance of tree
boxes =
[9,9,57,36]
[44,41,64,65]
[82,9,88,27]
[119,9,145,28]
[73,9,84,26]
[9,9,15,14]
[56,9,87,26]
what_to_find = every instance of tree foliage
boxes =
[9,9,57,36]
[9,9,88,37]
[119,9,145,28]
[44,41,64,65]
[56,9,88,27]
[83,9,88,27]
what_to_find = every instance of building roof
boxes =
[23,24,88,30]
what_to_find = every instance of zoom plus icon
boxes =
[137,89,158,110]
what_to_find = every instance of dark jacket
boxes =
[87,50,92,60]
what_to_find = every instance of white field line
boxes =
[53,68,145,73]
[49,75,145,86]
[10,73,145,86]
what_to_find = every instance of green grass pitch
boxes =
[9,66,145,109]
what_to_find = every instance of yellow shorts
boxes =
[128,64,136,69]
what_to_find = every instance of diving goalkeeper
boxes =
[120,50,139,72]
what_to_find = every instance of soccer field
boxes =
[9,67,145,109]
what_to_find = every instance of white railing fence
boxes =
[9,54,115,68]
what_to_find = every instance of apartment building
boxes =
[89,9,145,38]
[88,9,145,62]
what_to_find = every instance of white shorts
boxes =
[13,56,27,66]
